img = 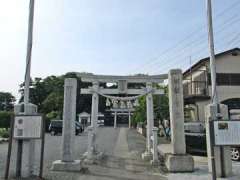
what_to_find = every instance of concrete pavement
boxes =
[5,127,240,179]
[77,127,167,180]
[168,155,240,180]
[158,143,240,180]
[0,127,166,180]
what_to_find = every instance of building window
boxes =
[208,73,240,86]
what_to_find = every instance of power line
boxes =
[135,2,240,74]
[227,32,240,49]
[174,32,240,72]
[141,15,240,74]
[146,16,240,73]
[145,17,240,74]
[153,31,240,74]
[129,0,240,74]
[151,28,240,75]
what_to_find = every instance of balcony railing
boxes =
[183,80,209,97]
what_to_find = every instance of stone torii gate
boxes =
[80,74,166,160]
[51,69,194,172]
[109,108,135,128]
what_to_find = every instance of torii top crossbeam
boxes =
[77,73,168,83]
[78,73,167,95]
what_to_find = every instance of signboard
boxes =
[213,120,240,146]
[14,115,43,139]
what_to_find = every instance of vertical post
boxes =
[87,127,94,159]
[190,56,193,95]
[88,117,90,126]
[16,140,23,177]
[16,0,36,177]
[205,104,217,180]
[62,78,77,162]
[146,82,154,153]
[28,138,35,175]
[206,0,218,106]
[165,69,194,172]
[39,115,45,178]
[168,69,186,154]
[24,0,34,107]
[151,127,159,165]
[91,82,99,133]
[114,111,117,128]
[51,78,81,171]
[205,104,232,177]
[4,115,14,179]
[128,111,131,129]
[87,81,99,156]
[205,1,232,178]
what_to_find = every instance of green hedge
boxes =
[0,111,13,129]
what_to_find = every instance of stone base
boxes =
[83,151,104,164]
[151,160,160,166]
[141,151,152,161]
[165,154,194,172]
[51,160,82,171]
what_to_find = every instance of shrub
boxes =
[0,111,13,129]
[0,129,9,138]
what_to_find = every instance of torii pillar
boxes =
[128,111,131,129]
[114,111,117,128]
[142,82,154,160]
[88,81,99,156]
[91,81,99,133]
[84,81,104,162]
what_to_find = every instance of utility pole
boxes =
[206,0,218,105]
[189,56,192,95]
[206,0,217,179]
[16,0,35,177]
[24,0,35,108]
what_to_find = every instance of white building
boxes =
[78,112,104,127]
[183,48,240,122]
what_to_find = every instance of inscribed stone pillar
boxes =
[165,69,194,172]
[91,81,99,133]
[51,78,81,171]
[205,104,232,177]
[168,69,186,154]
[62,78,77,162]
[146,82,154,153]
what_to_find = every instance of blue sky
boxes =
[0,0,240,98]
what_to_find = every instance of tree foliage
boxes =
[18,72,106,120]
[18,72,169,125]
[0,111,13,129]
[153,86,169,122]
[132,85,169,126]
[132,96,146,125]
[0,92,16,111]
